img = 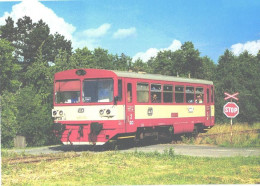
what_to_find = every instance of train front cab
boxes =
[52,69,125,145]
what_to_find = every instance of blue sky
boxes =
[0,0,260,63]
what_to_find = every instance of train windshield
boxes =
[55,80,80,104]
[83,79,113,103]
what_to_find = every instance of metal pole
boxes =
[230,118,233,144]
[230,98,233,144]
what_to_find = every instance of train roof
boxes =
[111,70,213,85]
[55,69,213,85]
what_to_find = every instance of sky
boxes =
[0,0,260,63]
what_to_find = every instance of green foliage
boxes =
[15,86,56,146]
[146,42,216,79]
[0,39,21,94]
[1,91,19,148]
[196,123,260,147]
[131,58,148,72]
[113,53,132,71]
[0,16,72,85]
[215,50,260,123]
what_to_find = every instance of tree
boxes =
[180,42,203,78]
[214,50,237,122]
[201,56,216,80]
[1,91,19,147]
[0,16,72,86]
[113,53,131,71]
[214,49,260,123]
[131,58,148,72]
[0,17,16,42]
[25,42,53,103]
[0,39,21,94]
[69,47,93,69]
[93,48,114,69]
[147,50,174,75]
[15,86,55,146]
[235,52,260,123]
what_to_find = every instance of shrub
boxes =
[1,91,19,148]
[16,86,57,146]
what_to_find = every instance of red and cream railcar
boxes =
[52,69,214,145]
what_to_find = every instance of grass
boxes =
[2,150,260,185]
[180,123,260,147]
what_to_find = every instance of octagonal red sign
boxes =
[223,102,239,118]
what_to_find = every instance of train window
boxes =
[163,85,173,103]
[211,86,214,103]
[82,79,113,103]
[55,80,80,104]
[195,87,204,103]
[186,87,195,103]
[127,83,132,103]
[207,89,210,103]
[137,83,149,103]
[118,80,122,101]
[151,84,161,103]
[175,86,184,103]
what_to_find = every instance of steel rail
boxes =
[3,154,80,165]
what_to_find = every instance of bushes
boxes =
[1,91,19,148]
[195,123,260,147]
[1,87,58,148]
[16,86,56,146]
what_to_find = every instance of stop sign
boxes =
[223,102,239,118]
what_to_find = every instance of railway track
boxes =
[3,129,259,157]
[2,153,81,165]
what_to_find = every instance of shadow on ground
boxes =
[48,135,183,153]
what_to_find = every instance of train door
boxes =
[205,86,212,126]
[125,79,136,133]
[210,85,215,126]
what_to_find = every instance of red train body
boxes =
[52,69,214,145]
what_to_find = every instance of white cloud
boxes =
[0,0,112,50]
[113,27,136,39]
[231,40,260,56]
[0,0,76,40]
[82,23,111,38]
[72,23,111,50]
[72,38,97,51]
[132,39,182,62]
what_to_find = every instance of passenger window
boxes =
[207,89,210,103]
[211,86,214,103]
[186,87,194,103]
[137,83,149,103]
[195,87,204,103]
[175,86,184,103]
[163,85,173,103]
[151,84,161,103]
[127,83,132,103]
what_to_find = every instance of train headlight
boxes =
[59,110,63,116]
[99,109,104,115]
[106,109,111,115]
[53,110,57,116]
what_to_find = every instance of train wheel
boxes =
[106,140,118,150]
[192,125,199,137]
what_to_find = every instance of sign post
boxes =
[223,92,239,144]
